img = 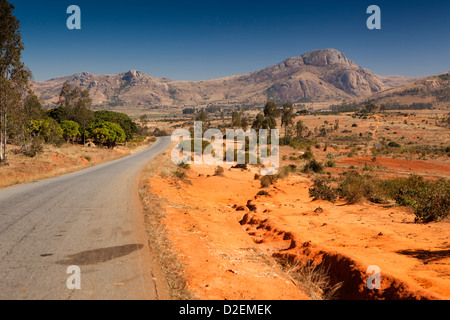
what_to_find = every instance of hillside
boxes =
[31,49,402,109]
[369,72,450,108]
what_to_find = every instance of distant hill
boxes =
[367,72,450,109]
[31,49,412,109]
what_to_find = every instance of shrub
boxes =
[22,139,44,158]
[325,160,336,168]
[303,159,324,174]
[277,165,297,179]
[309,178,338,203]
[214,166,225,176]
[260,175,278,188]
[388,141,401,148]
[381,175,449,222]
[301,151,314,160]
[178,162,190,170]
[173,170,186,180]
[338,172,385,204]
[413,179,449,223]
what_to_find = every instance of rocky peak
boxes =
[122,70,143,80]
[71,72,93,81]
[300,49,357,68]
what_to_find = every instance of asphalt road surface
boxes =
[0,137,172,300]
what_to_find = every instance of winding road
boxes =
[0,137,172,300]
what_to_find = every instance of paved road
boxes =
[0,137,172,300]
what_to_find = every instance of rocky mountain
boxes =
[31,49,408,108]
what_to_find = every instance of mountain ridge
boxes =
[31,49,416,108]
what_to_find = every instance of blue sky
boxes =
[10,0,450,81]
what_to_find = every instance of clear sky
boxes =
[10,0,450,81]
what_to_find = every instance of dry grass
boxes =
[0,140,153,189]
[138,151,196,300]
[277,255,343,300]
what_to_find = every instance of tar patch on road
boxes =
[56,243,144,265]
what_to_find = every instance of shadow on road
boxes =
[56,244,144,265]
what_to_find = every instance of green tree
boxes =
[231,110,241,128]
[60,120,80,143]
[87,121,126,149]
[295,119,305,139]
[363,101,377,113]
[0,0,30,163]
[252,113,265,131]
[7,91,43,147]
[48,106,67,123]
[94,110,137,142]
[29,118,63,144]
[263,101,279,118]
[57,82,94,144]
[196,109,208,123]
[262,116,277,130]
[281,103,294,144]
[241,115,249,131]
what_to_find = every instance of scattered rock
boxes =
[246,200,257,212]
[314,206,324,213]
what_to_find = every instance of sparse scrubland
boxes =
[140,101,449,300]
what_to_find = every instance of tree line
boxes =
[0,0,141,164]
[191,101,307,145]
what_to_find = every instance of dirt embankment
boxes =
[142,155,449,300]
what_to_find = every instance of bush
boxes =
[309,178,338,203]
[303,159,324,174]
[338,172,385,204]
[260,175,278,188]
[22,139,44,158]
[388,141,401,148]
[173,170,187,180]
[178,162,190,170]
[301,151,314,160]
[277,165,297,179]
[413,179,449,223]
[151,128,169,137]
[380,175,428,207]
[325,160,336,168]
[214,166,224,176]
[381,175,449,222]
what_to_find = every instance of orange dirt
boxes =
[149,160,449,300]
[338,156,450,179]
